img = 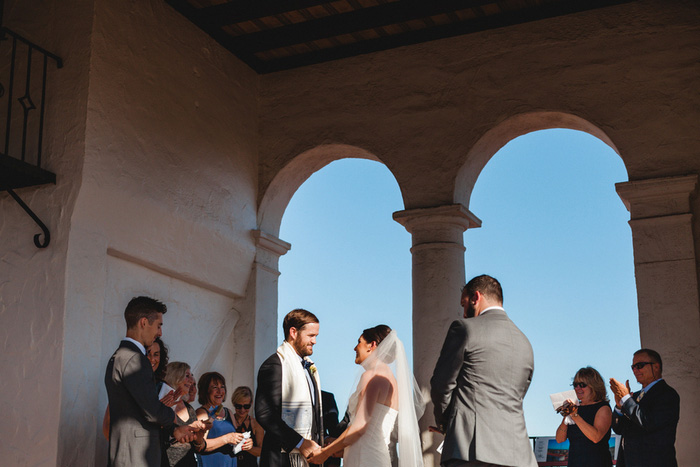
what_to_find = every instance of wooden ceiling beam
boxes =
[258,0,636,73]
[194,0,333,27]
[228,0,499,53]
[165,0,268,72]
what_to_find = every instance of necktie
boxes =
[302,359,312,371]
[636,390,645,403]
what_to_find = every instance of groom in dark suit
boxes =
[431,275,537,467]
[105,296,200,466]
[255,309,322,467]
[610,349,680,467]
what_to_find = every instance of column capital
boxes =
[392,204,482,234]
[252,230,291,274]
[616,174,698,220]
[252,229,291,256]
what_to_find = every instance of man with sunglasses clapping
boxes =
[609,349,680,467]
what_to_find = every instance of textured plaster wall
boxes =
[56,0,260,465]
[0,0,93,465]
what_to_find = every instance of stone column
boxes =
[616,174,700,466]
[251,230,291,375]
[393,204,481,467]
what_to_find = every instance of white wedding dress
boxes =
[343,403,398,467]
[341,330,424,467]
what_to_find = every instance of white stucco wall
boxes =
[1,0,260,465]
[57,1,260,464]
[0,0,93,465]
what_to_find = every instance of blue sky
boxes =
[277,129,640,437]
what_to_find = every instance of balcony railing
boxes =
[0,27,62,248]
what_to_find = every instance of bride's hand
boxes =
[308,448,330,465]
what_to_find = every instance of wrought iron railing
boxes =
[0,27,62,248]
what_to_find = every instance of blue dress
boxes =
[197,406,237,467]
[567,400,613,467]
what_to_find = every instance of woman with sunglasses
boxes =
[555,367,613,467]
[230,386,264,467]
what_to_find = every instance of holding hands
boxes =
[299,438,321,459]
[308,446,330,465]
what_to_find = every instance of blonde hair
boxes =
[164,361,190,389]
[231,386,253,405]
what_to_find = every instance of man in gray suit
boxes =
[431,275,537,467]
[105,296,201,466]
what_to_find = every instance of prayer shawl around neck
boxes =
[277,341,322,459]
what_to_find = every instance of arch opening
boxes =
[274,156,412,414]
[463,127,638,440]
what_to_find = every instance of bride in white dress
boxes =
[309,325,424,467]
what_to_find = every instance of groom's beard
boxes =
[465,302,476,319]
[293,336,313,357]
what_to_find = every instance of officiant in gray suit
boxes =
[430,275,537,467]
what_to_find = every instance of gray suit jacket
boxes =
[431,309,537,467]
[105,340,175,467]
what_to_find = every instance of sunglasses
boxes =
[631,361,654,371]
[572,382,587,389]
[234,403,251,410]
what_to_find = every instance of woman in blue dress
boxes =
[195,372,253,467]
[555,367,613,467]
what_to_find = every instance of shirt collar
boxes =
[642,378,663,393]
[123,337,147,355]
[480,306,505,316]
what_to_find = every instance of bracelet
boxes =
[194,439,207,451]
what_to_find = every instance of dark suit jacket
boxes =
[430,309,537,467]
[105,340,175,467]
[255,352,322,467]
[612,379,680,467]
[321,391,342,467]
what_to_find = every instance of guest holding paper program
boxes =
[555,367,612,467]
[231,386,264,467]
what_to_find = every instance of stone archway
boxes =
[452,111,700,465]
[454,111,621,208]
[251,144,392,372]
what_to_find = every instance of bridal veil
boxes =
[347,330,425,467]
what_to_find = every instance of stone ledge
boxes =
[616,174,698,219]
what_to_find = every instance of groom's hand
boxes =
[299,438,320,458]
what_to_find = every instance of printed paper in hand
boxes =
[233,431,251,455]
[550,389,578,425]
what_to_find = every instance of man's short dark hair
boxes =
[124,296,167,329]
[283,308,319,340]
[462,275,503,305]
[634,348,663,372]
